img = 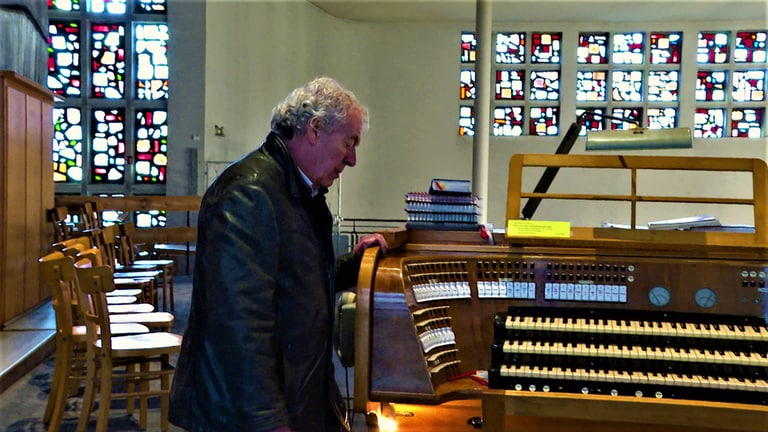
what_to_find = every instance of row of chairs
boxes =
[47,204,177,311]
[40,238,182,431]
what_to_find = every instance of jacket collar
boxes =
[260,131,329,199]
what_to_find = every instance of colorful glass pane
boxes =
[495,70,525,100]
[91,108,126,183]
[612,32,644,64]
[461,32,476,63]
[577,32,608,64]
[649,32,682,64]
[135,109,168,183]
[646,107,678,129]
[734,31,767,63]
[460,69,475,100]
[493,106,524,137]
[458,106,475,136]
[135,209,166,228]
[648,70,679,102]
[48,21,81,97]
[530,70,560,101]
[697,32,729,64]
[693,108,725,138]
[576,70,607,102]
[136,0,167,13]
[52,107,83,183]
[135,23,169,100]
[531,32,561,64]
[732,70,766,102]
[89,0,126,14]
[695,70,728,101]
[49,0,81,11]
[496,32,525,64]
[576,108,606,136]
[529,107,559,136]
[610,107,643,130]
[91,23,126,99]
[731,108,764,138]
[611,70,643,101]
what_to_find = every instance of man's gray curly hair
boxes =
[270,77,369,140]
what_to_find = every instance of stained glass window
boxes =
[135,23,169,100]
[136,0,166,13]
[91,108,126,183]
[698,32,730,64]
[495,70,525,100]
[732,70,766,102]
[696,70,728,101]
[529,107,559,136]
[136,209,166,227]
[648,70,679,102]
[611,70,643,102]
[496,32,525,64]
[458,106,475,136]
[650,32,682,64]
[612,32,645,64]
[731,108,764,137]
[577,32,608,64]
[531,32,561,64]
[460,69,475,100]
[48,21,81,96]
[91,23,126,99]
[49,0,81,11]
[694,108,725,138]
[530,70,560,101]
[734,31,767,63]
[646,107,678,129]
[576,70,607,102]
[610,107,643,130]
[461,32,476,63]
[89,0,126,14]
[135,110,168,183]
[493,106,524,137]
[52,107,84,182]
[49,0,169,192]
[576,108,606,135]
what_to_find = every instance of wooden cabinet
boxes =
[0,71,55,326]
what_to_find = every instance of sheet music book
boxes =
[647,215,721,230]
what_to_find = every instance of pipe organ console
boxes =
[352,155,768,431]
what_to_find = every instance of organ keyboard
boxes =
[353,155,768,431]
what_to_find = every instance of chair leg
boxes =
[96,359,113,432]
[76,351,98,432]
[161,354,171,431]
[45,339,71,432]
[139,361,149,429]
[126,363,135,415]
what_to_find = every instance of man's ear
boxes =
[307,117,321,145]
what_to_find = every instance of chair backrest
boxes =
[39,252,78,334]
[46,207,70,243]
[76,247,105,267]
[116,222,138,266]
[73,260,115,352]
[52,236,92,256]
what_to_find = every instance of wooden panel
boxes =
[0,71,54,325]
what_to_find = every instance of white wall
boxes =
[204,0,768,229]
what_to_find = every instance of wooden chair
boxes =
[91,226,163,307]
[117,221,177,311]
[39,252,150,432]
[47,206,72,243]
[73,261,182,432]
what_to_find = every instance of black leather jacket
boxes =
[169,132,353,432]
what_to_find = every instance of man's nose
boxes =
[344,147,357,167]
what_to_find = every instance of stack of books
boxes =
[405,179,479,231]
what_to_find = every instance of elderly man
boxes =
[169,77,387,432]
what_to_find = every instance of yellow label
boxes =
[506,220,571,238]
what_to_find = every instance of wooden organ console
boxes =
[353,155,768,431]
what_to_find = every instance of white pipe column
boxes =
[472,0,492,225]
